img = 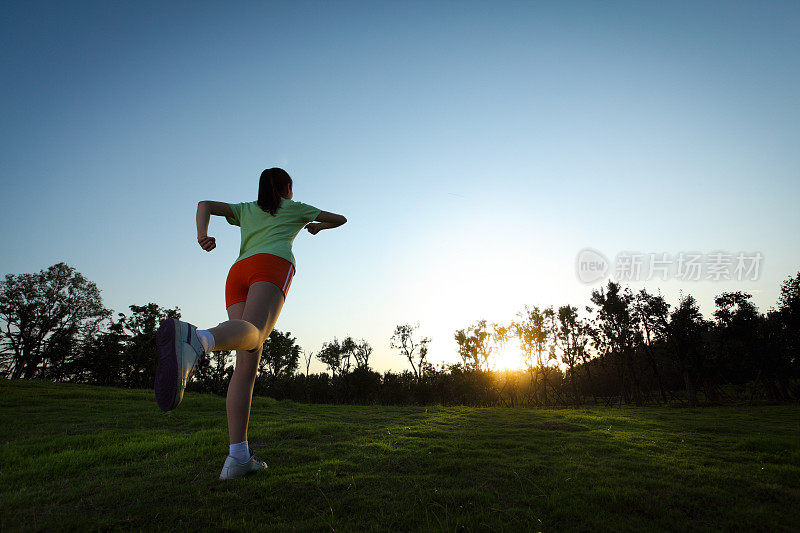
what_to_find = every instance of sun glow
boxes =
[489,340,527,372]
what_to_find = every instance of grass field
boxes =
[1,380,798,531]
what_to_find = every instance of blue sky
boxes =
[2,0,798,372]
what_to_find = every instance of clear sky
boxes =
[2,1,798,373]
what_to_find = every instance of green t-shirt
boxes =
[225,198,322,268]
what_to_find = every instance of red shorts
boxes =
[225,253,296,308]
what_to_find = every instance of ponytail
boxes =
[257,168,292,216]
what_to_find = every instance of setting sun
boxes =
[489,340,527,372]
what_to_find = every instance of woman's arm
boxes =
[306,211,347,235]
[196,201,235,251]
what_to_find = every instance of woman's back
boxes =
[226,198,321,268]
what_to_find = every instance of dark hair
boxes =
[257,168,292,216]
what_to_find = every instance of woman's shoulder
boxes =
[284,198,317,209]
[238,200,261,212]
[233,201,266,220]
[279,198,308,211]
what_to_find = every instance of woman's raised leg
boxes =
[207,319,262,352]
[224,281,285,444]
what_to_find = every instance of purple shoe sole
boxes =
[154,318,178,411]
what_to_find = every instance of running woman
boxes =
[154,167,346,480]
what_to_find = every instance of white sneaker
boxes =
[154,318,208,411]
[219,449,268,480]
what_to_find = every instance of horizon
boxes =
[2,1,798,374]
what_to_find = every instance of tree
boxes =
[66,302,180,388]
[668,294,709,406]
[759,310,793,402]
[711,291,790,403]
[490,321,519,405]
[554,305,590,405]
[454,327,478,371]
[0,263,109,379]
[259,329,301,383]
[453,320,494,372]
[40,321,79,382]
[510,306,537,404]
[340,337,356,375]
[346,338,378,403]
[633,289,670,404]
[72,316,127,386]
[118,303,181,388]
[578,306,601,405]
[590,281,644,405]
[191,350,233,396]
[775,272,800,382]
[392,323,431,381]
[352,339,373,370]
[473,320,495,371]
[302,349,313,377]
[714,291,759,388]
[510,306,555,406]
[317,338,345,378]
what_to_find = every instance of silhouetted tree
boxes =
[759,310,792,401]
[334,336,375,402]
[511,306,555,406]
[590,282,644,405]
[774,272,800,392]
[260,329,301,382]
[712,291,786,403]
[317,338,345,378]
[339,337,356,375]
[303,349,313,377]
[490,322,519,405]
[668,294,709,406]
[472,320,495,371]
[0,263,109,379]
[392,323,431,381]
[577,307,601,405]
[190,350,233,396]
[633,289,670,403]
[454,328,479,371]
[121,304,182,388]
[777,273,800,328]
[255,329,301,399]
[72,316,127,386]
[554,305,590,405]
[510,306,537,405]
[352,338,373,370]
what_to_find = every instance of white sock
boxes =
[229,441,251,463]
[196,329,215,354]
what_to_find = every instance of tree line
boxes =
[1,263,798,406]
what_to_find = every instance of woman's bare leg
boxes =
[224,281,285,445]
[208,319,262,352]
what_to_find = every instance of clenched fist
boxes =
[305,222,324,235]
[197,235,216,251]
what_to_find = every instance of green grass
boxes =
[1,380,798,531]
